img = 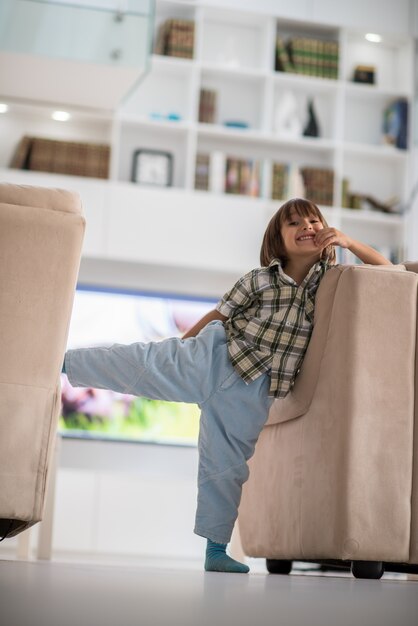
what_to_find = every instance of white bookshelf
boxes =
[120,0,413,258]
[0,0,413,275]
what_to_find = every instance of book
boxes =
[341,178,350,208]
[271,162,289,200]
[275,36,292,72]
[225,157,260,197]
[198,89,217,124]
[300,167,334,206]
[195,153,210,191]
[382,98,408,150]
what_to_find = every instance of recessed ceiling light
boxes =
[365,33,382,43]
[52,110,71,121]
[0,103,9,113]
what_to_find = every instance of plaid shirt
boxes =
[216,258,331,398]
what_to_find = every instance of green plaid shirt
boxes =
[216,259,331,398]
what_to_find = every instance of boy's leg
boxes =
[194,368,272,567]
[64,321,225,405]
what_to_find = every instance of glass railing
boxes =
[0,0,154,68]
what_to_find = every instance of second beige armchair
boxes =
[238,263,418,579]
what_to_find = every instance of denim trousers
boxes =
[65,321,273,544]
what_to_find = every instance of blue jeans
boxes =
[65,321,273,544]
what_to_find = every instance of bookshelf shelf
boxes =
[272,72,340,92]
[344,82,412,99]
[197,123,336,150]
[197,123,265,140]
[118,116,193,133]
[343,142,408,160]
[340,208,404,226]
[151,54,195,76]
[1,0,413,268]
[199,63,268,81]
[270,136,336,151]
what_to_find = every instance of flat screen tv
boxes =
[60,285,217,445]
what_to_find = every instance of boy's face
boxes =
[281,211,324,261]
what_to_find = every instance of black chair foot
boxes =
[351,560,384,580]
[266,559,292,575]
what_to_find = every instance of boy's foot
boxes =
[205,539,249,573]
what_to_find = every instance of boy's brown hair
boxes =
[260,198,336,267]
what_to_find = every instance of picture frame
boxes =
[131,149,173,187]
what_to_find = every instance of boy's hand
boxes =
[314,227,352,250]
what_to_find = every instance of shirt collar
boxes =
[268,257,329,286]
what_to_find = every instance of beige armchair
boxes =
[238,263,418,579]
[0,183,84,539]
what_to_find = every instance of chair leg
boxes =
[266,559,293,574]
[351,560,385,579]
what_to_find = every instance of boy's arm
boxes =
[346,239,393,265]
[314,228,393,265]
[182,309,228,339]
[183,269,254,339]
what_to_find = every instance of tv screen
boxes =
[60,285,217,445]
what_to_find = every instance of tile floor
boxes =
[0,555,417,626]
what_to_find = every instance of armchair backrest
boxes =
[266,264,412,427]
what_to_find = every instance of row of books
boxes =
[10,136,111,179]
[276,36,339,79]
[195,154,334,204]
[154,19,195,59]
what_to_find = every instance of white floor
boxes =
[0,555,417,626]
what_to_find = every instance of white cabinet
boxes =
[0,0,414,284]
